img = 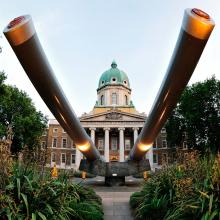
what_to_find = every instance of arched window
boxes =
[101,95,104,105]
[112,93,117,105]
[125,95,128,105]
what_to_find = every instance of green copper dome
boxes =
[98,61,130,89]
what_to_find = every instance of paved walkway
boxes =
[75,176,142,220]
[96,191,133,220]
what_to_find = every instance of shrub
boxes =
[130,152,220,220]
[0,147,103,220]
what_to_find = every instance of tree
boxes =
[0,72,48,153]
[0,71,6,93]
[0,72,7,136]
[165,107,185,149]
[166,76,220,153]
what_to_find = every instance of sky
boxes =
[0,0,220,119]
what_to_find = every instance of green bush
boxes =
[130,152,220,220]
[0,162,103,220]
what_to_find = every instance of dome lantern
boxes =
[111,60,117,68]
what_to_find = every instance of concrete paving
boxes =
[96,191,134,220]
[73,176,143,220]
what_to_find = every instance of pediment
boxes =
[80,110,146,122]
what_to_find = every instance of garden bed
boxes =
[130,152,220,220]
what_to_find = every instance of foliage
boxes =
[166,77,220,153]
[0,141,13,189]
[0,72,7,137]
[130,152,220,220]
[0,157,103,220]
[165,109,185,149]
[0,71,6,94]
[0,73,48,153]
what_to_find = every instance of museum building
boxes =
[42,61,174,170]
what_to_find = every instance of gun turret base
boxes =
[79,159,151,179]
[105,176,125,186]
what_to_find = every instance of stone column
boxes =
[133,127,139,143]
[89,127,96,143]
[146,146,154,171]
[75,148,82,170]
[118,127,125,162]
[104,127,110,162]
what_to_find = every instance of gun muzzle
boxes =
[129,8,215,160]
[3,15,101,161]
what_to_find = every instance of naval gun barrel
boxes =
[3,15,101,161]
[129,8,215,160]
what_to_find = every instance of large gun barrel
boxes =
[3,15,101,161]
[129,8,215,160]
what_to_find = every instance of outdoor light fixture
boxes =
[77,143,90,152]
[138,144,152,152]
[183,8,214,40]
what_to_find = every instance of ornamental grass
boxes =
[130,151,220,220]
[0,142,103,220]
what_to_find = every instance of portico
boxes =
[80,110,146,164]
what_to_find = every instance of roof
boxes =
[98,61,130,89]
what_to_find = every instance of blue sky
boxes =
[0,0,220,118]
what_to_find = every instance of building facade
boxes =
[42,61,182,170]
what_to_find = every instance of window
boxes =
[162,140,167,148]
[71,154,76,164]
[111,137,117,150]
[162,153,168,163]
[101,80,105,85]
[153,154,158,164]
[111,77,117,82]
[53,128,58,134]
[125,95,128,105]
[62,138,67,148]
[183,141,188,149]
[51,153,56,162]
[123,80,127,85]
[42,130,47,136]
[61,153,66,164]
[41,141,46,149]
[62,129,66,133]
[112,93,117,105]
[98,138,104,150]
[72,144,76,152]
[153,139,157,148]
[183,132,187,138]
[125,139,131,150]
[161,128,166,133]
[101,95,105,105]
[52,138,57,148]
[173,152,177,162]
[72,149,76,154]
